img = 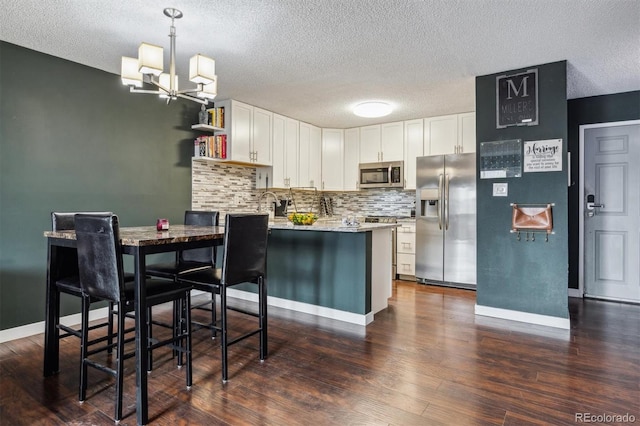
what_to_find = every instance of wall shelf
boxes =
[191,124,224,132]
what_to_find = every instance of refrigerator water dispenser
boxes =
[419,189,439,218]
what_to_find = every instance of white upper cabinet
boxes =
[343,128,360,191]
[272,114,299,188]
[404,119,424,190]
[425,113,476,155]
[358,125,381,163]
[425,114,458,156]
[380,121,404,162]
[458,112,476,153]
[321,129,344,191]
[359,123,403,162]
[299,122,322,189]
[252,107,273,165]
[217,100,272,165]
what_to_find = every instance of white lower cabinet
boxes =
[396,222,416,278]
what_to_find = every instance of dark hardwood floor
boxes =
[1,281,638,425]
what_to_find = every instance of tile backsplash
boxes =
[192,160,415,218]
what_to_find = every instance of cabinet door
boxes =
[300,122,322,188]
[343,128,360,191]
[458,112,476,154]
[230,101,253,163]
[309,124,322,189]
[404,119,424,190]
[381,122,404,162]
[253,107,272,165]
[321,129,344,191]
[359,125,381,163]
[285,117,299,187]
[299,122,311,188]
[426,114,458,156]
[271,114,286,188]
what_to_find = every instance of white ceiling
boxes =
[1,0,638,129]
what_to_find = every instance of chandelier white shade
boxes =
[197,79,218,100]
[189,54,216,85]
[120,8,218,105]
[137,43,163,76]
[120,57,143,87]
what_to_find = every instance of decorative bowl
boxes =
[287,212,318,226]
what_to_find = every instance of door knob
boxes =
[586,194,605,210]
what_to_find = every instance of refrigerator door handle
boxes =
[444,174,450,230]
[438,174,443,230]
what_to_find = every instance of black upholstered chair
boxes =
[75,214,192,422]
[50,212,126,351]
[146,210,220,337]
[145,210,219,279]
[178,213,269,382]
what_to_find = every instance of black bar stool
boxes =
[75,214,193,422]
[178,213,269,382]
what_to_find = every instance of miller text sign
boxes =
[496,69,538,129]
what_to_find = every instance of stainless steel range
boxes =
[364,216,398,277]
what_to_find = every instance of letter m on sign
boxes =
[496,68,538,128]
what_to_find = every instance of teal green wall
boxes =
[475,61,569,319]
[236,229,372,314]
[0,42,200,329]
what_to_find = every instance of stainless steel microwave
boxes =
[359,161,404,189]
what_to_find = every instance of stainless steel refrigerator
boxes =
[415,154,476,289]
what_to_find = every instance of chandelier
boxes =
[120,8,217,105]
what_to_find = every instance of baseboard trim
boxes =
[0,289,371,343]
[568,288,582,298]
[474,304,570,330]
[0,307,109,344]
[227,288,374,326]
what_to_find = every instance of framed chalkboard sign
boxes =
[496,68,538,129]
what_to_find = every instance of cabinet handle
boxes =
[310,180,314,187]
[254,151,258,162]
[322,181,325,190]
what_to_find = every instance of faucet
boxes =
[257,191,281,212]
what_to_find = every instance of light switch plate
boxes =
[493,183,508,197]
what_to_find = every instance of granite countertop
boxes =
[268,219,398,233]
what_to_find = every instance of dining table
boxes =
[44,224,225,425]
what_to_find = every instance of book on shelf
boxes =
[208,107,225,128]
[194,134,227,159]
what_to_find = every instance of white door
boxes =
[583,122,640,302]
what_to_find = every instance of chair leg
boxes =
[176,299,184,367]
[147,306,153,371]
[107,302,114,354]
[184,293,192,389]
[79,296,90,402]
[220,285,228,383]
[259,276,267,361]
[115,303,126,422]
[210,292,217,339]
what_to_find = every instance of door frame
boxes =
[577,119,640,299]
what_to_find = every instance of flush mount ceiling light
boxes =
[353,102,393,118]
[120,8,217,105]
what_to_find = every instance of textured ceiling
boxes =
[1,0,638,128]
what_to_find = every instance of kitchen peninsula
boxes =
[227,221,397,325]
